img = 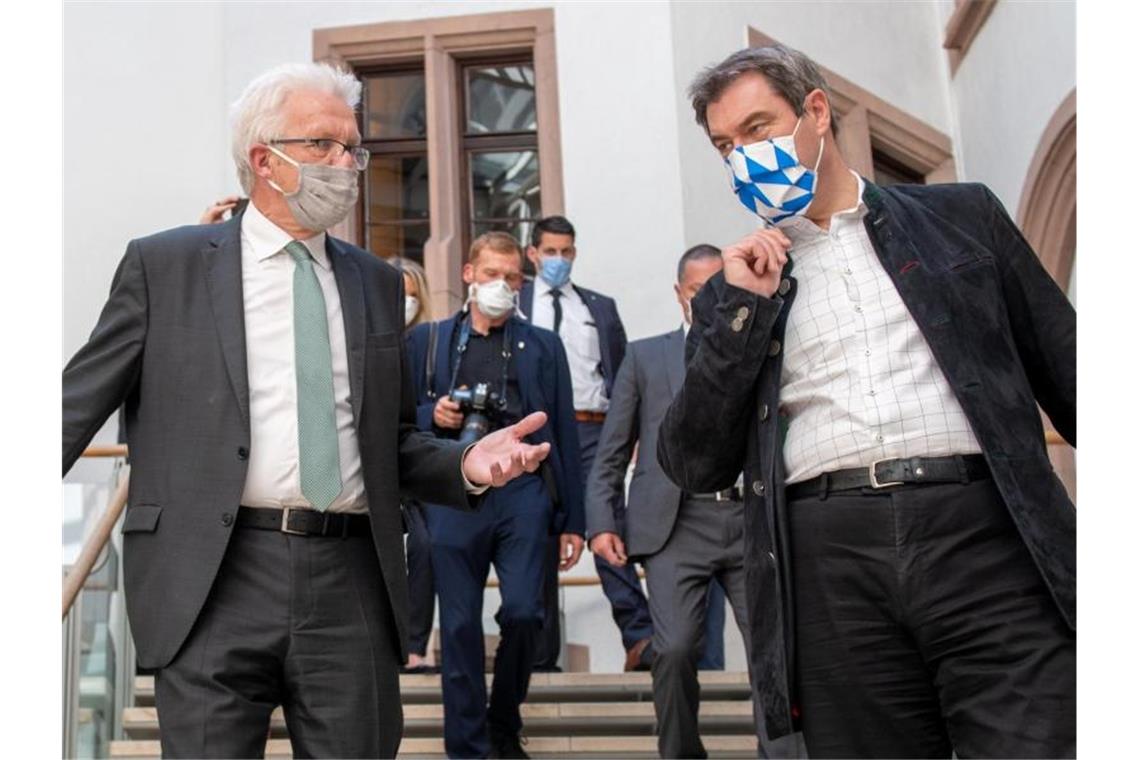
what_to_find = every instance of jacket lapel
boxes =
[327,237,366,425]
[574,284,603,328]
[434,315,459,397]
[663,328,686,398]
[519,281,535,322]
[202,217,250,428]
[513,319,543,422]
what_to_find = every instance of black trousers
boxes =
[154,525,402,759]
[789,477,1075,759]
[404,501,435,656]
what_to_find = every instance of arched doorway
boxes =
[1018,89,1076,500]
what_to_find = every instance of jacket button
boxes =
[752,480,765,496]
[221,512,234,527]
[767,551,776,565]
[759,403,770,421]
[735,306,750,320]
[767,340,781,357]
[237,446,249,460]
[731,317,744,333]
[778,279,791,296]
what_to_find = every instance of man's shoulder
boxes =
[328,237,400,282]
[130,221,230,257]
[875,180,996,217]
[630,329,678,354]
[408,313,460,344]
[573,283,617,307]
[516,318,566,353]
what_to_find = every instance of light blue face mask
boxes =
[539,255,573,289]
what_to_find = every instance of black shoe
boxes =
[400,663,440,674]
[531,664,563,673]
[625,637,655,672]
[489,727,530,759]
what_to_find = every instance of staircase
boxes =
[110,671,758,758]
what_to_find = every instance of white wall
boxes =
[947,0,1076,214]
[668,0,952,258]
[64,2,227,362]
[63,1,228,462]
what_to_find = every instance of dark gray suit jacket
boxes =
[62,214,472,669]
[585,328,687,559]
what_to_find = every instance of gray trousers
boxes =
[644,497,807,760]
[154,525,403,758]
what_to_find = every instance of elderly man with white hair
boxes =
[62,62,552,758]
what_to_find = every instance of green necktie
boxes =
[285,241,342,512]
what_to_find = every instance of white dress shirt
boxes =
[530,276,608,413]
[778,172,982,483]
[238,202,367,513]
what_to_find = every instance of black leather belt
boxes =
[687,485,744,502]
[236,506,371,538]
[786,454,990,501]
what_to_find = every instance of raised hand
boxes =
[722,227,792,297]
[199,195,244,224]
[461,411,552,487]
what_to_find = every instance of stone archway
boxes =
[1018,89,1076,290]
[1018,89,1076,499]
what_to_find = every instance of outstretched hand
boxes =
[461,411,552,487]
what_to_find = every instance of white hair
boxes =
[229,62,362,193]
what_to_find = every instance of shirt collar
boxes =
[241,200,330,269]
[534,274,574,298]
[779,169,868,243]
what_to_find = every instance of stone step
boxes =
[122,700,755,740]
[132,671,751,706]
[111,734,758,759]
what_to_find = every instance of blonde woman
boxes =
[392,256,438,673]
[393,257,433,328]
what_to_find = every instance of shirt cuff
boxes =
[460,443,490,495]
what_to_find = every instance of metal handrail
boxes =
[61,429,1073,617]
[62,468,129,620]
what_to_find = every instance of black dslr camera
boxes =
[451,382,506,445]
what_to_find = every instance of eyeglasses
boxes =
[269,138,371,170]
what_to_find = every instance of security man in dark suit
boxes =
[407,231,585,759]
[61,63,551,759]
[519,215,654,672]
[587,245,764,759]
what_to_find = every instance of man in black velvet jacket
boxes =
[658,45,1075,758]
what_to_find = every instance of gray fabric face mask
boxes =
[267,146,359,232]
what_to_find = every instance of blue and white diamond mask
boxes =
[724,116,824,226]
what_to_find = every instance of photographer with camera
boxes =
[406,231,585,759]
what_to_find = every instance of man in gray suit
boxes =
[62,62,551,759]
[587,245,759,759]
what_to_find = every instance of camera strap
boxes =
[425,321,439,399]
[448,314,512,408]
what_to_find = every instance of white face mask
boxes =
[404,295,420,326]
[267,146,359,232]
[468,279,517,319]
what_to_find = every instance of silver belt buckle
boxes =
[280,507,307,535]
[868,458,904,489]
